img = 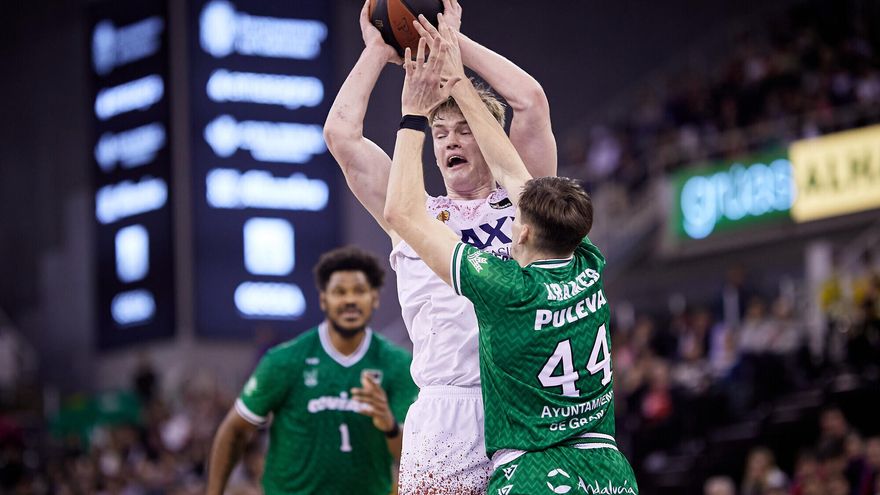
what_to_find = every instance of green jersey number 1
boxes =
[537,324,611,396]
[339,423,352,452]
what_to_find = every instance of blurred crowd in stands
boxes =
[563,1,880,202]
[1,1,880,494]
[702,407,880,495]
[611,250,880,494]
[0,358,264,495]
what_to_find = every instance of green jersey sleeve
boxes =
[451,242,521,307]
[236,347,296,425]
[578,237,606,271]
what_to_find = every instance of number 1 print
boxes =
[339,423,352,452]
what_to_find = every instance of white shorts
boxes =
[399,385,492,495]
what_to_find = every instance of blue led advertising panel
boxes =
[90,0,175,349]
[189,0,340,339]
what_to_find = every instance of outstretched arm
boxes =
[384,35,461,286]
[439,0,557,178]
[324,0,404,245]
[449,80,533,207]
[414,16,533,206]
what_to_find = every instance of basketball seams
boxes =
[369,0,443,56]
[387,0,421,55]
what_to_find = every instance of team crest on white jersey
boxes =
[468,251,488,272]
[303,369,318,388]
[437,210,450,223]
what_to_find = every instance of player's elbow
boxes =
[322,122,345,149]
[322,119,360,155]
[508,80,550,115]
[383,203,407,231]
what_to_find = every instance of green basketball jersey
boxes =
[236,323,418,495]
[452,238,616,456]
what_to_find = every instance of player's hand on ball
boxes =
[351,372,396,433]
[401,36,459,117]
[360,0,403,65]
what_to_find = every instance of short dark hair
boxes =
[518,176,593,255]
[313,246,385,291]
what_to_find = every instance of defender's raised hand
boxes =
[440,0,462,32]
[401,35,459,117]
[413,13,465,83]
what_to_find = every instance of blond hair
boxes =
[430,79,507,127]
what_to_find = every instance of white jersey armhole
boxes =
[451,242,465,296]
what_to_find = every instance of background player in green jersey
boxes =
[383,17,638,494]
[206,247,418,495]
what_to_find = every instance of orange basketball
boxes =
[369,0,443,56]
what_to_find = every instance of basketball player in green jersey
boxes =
[383,18,638,494]
[206,247,419,495]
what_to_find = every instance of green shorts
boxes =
[489,444,638,494]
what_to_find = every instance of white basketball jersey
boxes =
[390,188,515,387]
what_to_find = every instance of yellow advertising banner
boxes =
[789,124,880,222]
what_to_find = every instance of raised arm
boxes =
[384,36,461,286]
[414,16,533,205]
[440,0,557,178]
[323,0,403,245]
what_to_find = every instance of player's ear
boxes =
[318,291,328,312]
[518,223,531,246]
[370,288,380,309]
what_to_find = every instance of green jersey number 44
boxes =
[538,323,611,397]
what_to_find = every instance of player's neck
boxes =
[325,321,367,356]
[444,181,495,200]
[517,247,572,268]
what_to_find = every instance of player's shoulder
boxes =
[427,187,513,222]
[575,236,606,269]
[458,241,519,270]
[369,332,412,363]
[454,242,526,300]
[370,331,412,369]
[262,327,320,363]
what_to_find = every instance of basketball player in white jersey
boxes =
[324,1,556,492]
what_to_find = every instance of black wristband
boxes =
[399,114,428,132]
[383,421,401,438]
